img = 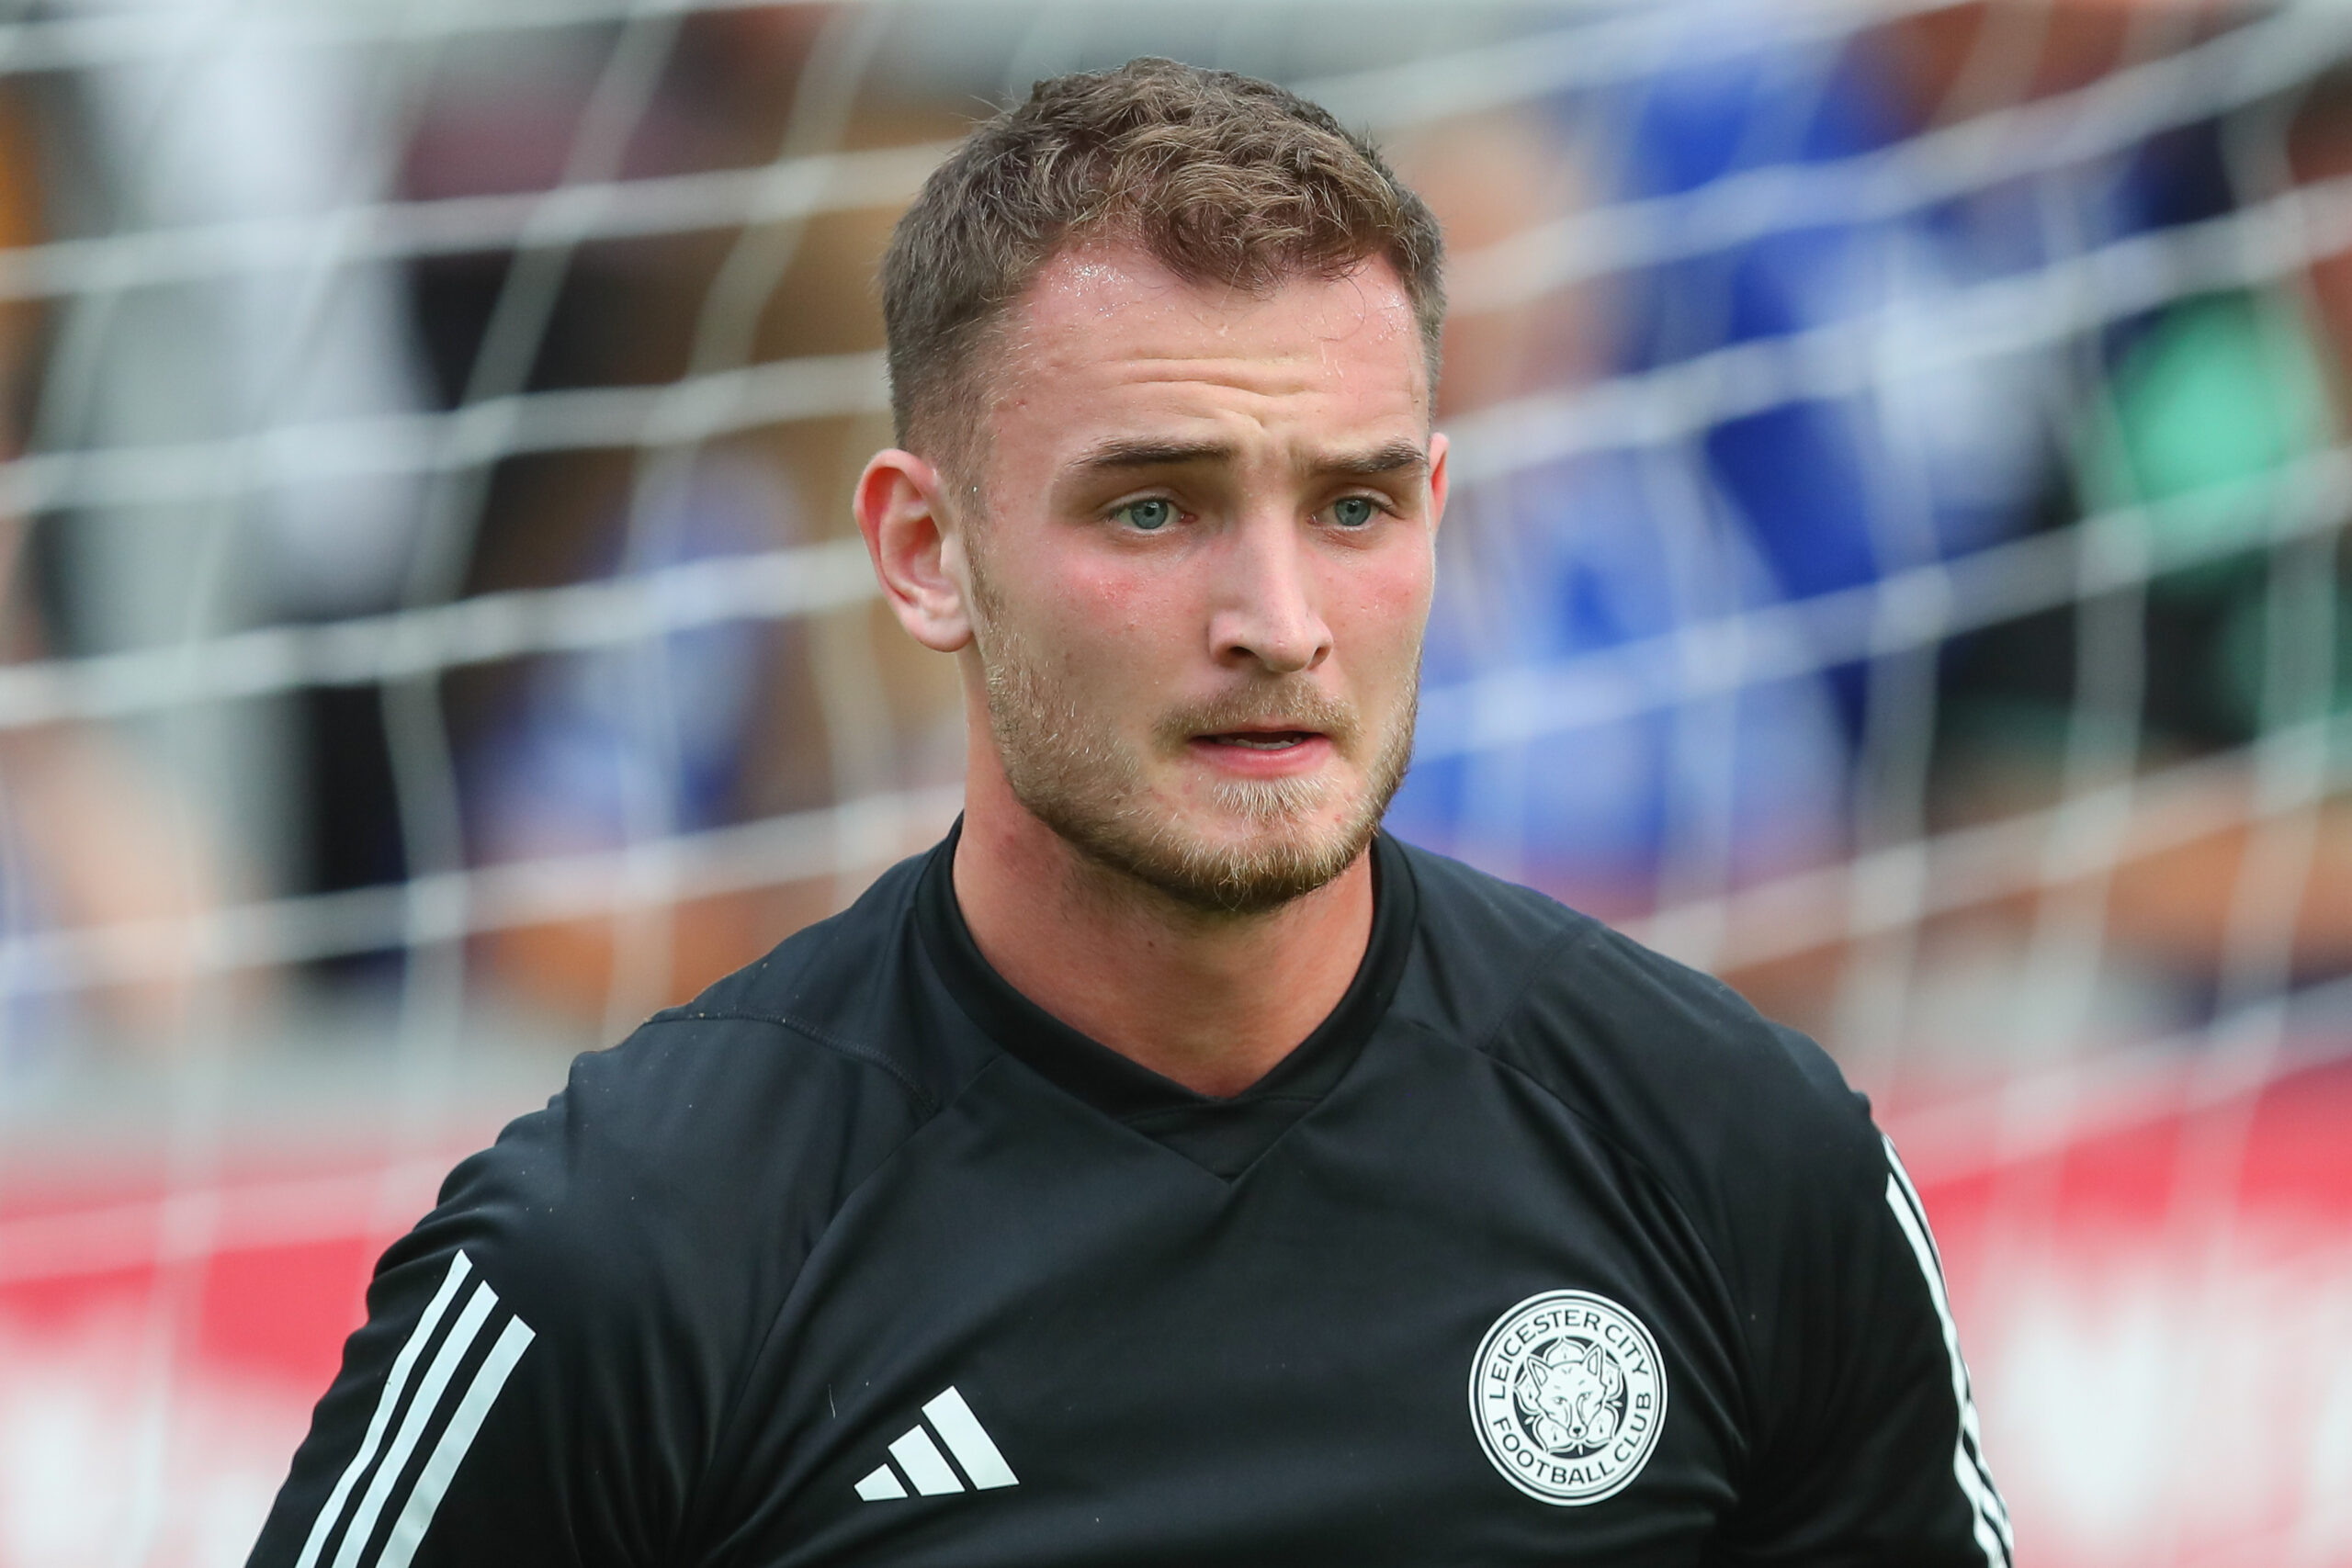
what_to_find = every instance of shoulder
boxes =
[1391,838,1879,1246]
[393,845,982,1355]
[657,843,981,1105]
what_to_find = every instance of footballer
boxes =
[249,58,2011,1568]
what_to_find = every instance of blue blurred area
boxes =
[1390,25,2147,907]
[1388,444,1853,905]
[466,457,790,864]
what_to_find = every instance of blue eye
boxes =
[1114,497,1176,532]
[1330,496,1380,528]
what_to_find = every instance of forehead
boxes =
[984,242,1430,458]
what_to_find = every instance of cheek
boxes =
[1063,556,1151,628]
[1325,547,1435,670]
[1028,558,1136,660]
[1019,552,1186,694]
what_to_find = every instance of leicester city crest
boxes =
[1469,1290,1668,1505]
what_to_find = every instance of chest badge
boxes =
[1470,1290,1668,1505]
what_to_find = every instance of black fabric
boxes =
[247,832,2009,1568]
[913,819,1418,1179]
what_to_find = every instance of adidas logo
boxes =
[854,1386,1019,1501]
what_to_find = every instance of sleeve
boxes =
[1715,1077,2014,1568]
[244,1050,717,1568]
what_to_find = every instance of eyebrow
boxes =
[1069,437,1237,474]
[1067,436,1429,479]
[1312,439,1429,479]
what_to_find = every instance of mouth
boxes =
[1198,728,1321,751]
[1184,725,1338,780]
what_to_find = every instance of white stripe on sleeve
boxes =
[373,1314,537,1568]
[1882,1137,2014,1568]
[330,1279,500,1568]
[292,1253,475,1568]
[1884,1139,2011,1542]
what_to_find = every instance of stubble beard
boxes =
[968,558,1417,918]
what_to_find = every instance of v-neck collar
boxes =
[913,820,1418,1179]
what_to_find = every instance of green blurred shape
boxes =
[2074,290,2351,733]
[2078,290,2335,587]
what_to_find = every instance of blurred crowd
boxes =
[0,0,2346,1077]
[1386,3,2352,1057]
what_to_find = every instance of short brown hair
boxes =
[881,57,1446,479]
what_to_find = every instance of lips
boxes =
[1168,689,1357,761]
[1202,729,1319,750]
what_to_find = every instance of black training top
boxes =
[248,829,2012,1568]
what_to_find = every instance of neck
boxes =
[952,756,1374,1100]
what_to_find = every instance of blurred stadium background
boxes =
[0,0,2347,1561]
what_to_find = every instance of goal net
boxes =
[0,2,2346,1563]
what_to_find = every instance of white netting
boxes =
[1,3,2348,1564]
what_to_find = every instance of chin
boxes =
[1099,781,1379,917]
[1202,770,1346,826]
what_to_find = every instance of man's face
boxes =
[957,242,1445,914]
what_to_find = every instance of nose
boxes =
[1208,513,1332,675]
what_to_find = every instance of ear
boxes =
[1425,430,1451,536]
[855,448,972,653]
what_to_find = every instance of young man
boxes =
[249,60,2011,1567]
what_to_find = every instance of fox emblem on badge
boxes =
[1517,1334,1625,1453]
